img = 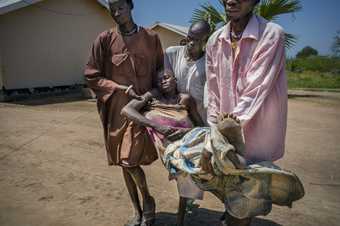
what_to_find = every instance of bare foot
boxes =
[217,113,240,124]
[217,113,245,154]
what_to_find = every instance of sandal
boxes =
[220,210,231,226]
[124,215,142,226]
[141,196,156,226]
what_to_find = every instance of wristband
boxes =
[125,85,133,94]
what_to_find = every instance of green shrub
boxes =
[296,46,318,58]
[287,56,340,73]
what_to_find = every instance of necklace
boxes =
[230,28,243,41]
[120,24,138,36]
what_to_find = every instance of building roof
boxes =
[96,0,109,9]
[150,22,189,37]
[0,0,109,15]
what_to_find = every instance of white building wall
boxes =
[0,0,113,89]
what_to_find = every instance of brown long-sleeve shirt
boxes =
[84,27,163,166]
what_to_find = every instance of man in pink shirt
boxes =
[206,0,287,225]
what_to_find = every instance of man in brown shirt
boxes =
[84,0,163,225]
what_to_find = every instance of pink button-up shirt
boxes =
[206,15,287,162]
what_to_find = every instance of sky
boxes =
[131,0,340,57]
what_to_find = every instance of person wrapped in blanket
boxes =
[121,68,205,225]
[121,69,304,226]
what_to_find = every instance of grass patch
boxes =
[287,71,340,89]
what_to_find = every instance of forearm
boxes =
[86,76,116,90]
[121,101,158,129]
[84,34,116,100]
[180,95,204,127]
[86,76,116,101]
[189,107,204,127]
[123,109,157,128]
[86,75,128,102]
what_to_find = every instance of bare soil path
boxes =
[0,96,339,226]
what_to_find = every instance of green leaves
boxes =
[255,0,302,21]
[191,1,226,32]
[190,0,302,48]
[256,0,302,48]
[285,32,298,49]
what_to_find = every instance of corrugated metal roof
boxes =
[150,22,189,37]
[96,0,109,9]
[0,0,108,15]
[0,0,24,8]
[0,0,42,15]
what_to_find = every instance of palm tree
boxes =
[191,0,302,48]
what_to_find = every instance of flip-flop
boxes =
[141,196,156,226]
[124,215,142,226]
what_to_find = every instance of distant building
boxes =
[150,22,189,50]
[0,0,113,98]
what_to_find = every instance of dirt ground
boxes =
[0,95,340,226]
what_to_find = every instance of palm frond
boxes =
[190,0,302,49]
[256,0,302,21]
[284,32,297,49]
[190,2,226,31]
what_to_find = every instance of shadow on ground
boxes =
[3,94,88,106]
[288,94,319,99]
[155,208,281,226]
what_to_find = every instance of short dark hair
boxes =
[126,0,134,9]
[109,0,134,9]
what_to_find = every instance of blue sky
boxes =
[131,0,340,57]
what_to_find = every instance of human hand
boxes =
[141,91,154,102]
[124,85,143,100]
